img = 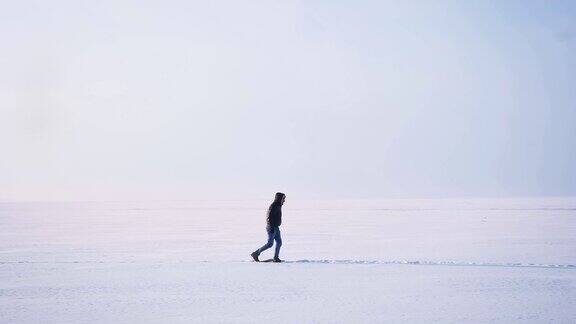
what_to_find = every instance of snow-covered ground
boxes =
[1,198,575,323]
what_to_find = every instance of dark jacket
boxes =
[266,201,282,227]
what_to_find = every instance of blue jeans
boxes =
[256,226,282,258]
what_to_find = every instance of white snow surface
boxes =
[1,198,575,323]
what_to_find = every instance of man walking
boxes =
[251,192,285,262]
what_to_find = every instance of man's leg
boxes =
[273,227,282,260]
[255,229,275,255]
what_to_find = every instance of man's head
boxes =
[275,192,286,205]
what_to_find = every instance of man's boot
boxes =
[251,251,260,262]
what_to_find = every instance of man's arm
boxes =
[269,203,281,226]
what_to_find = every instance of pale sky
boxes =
[1,0,575,201]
